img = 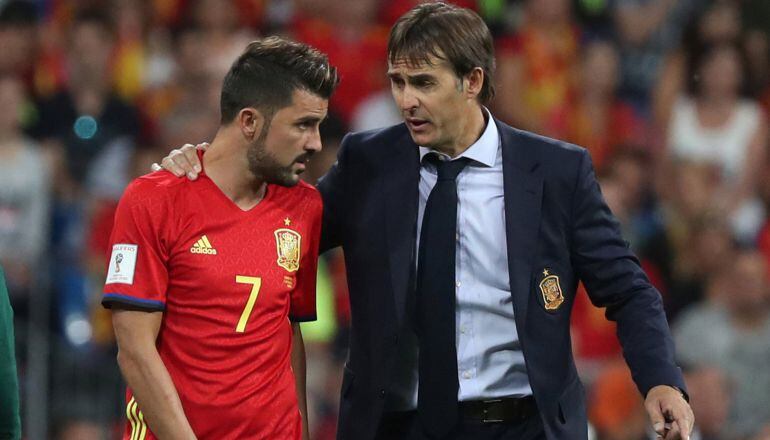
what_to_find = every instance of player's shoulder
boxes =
[282,180,321,202]
[121,170,189,204]
[273,181,323,215]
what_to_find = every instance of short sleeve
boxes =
[102,178,171,312]
[289,194,322,322]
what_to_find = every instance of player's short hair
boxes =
[388,2,495,104]
[220,36,339,124]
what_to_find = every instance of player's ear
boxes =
[238,107,265,140]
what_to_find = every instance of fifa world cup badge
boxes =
[274,228,301,272]
[539,269,564,311]
[115,253,123,273]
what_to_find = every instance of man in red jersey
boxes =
[101,37,338,440]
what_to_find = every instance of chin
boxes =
[408,132,436,148]
[275,173,301,187]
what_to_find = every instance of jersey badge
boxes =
[274,228,301,272]
[539,268,564,311]
[106,244,138,284]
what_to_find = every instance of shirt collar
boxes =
[418,107,498,167]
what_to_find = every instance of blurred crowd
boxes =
[0,0,769,439]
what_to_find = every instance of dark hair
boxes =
[388,2,495,104]
[71,8,114,37]
[220,36,339,124]
[0,1,37,27]
[686,41,750,98]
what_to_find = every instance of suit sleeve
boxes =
[316,133,352,253]
[570,149,687,397]
[102,180,170,312]
[290,194,322,322]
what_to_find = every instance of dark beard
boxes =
[246,122,307,187]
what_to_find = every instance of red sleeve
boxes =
[289,193,322,322]
[102,178,171,312]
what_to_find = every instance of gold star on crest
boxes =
[543,269,550,277]
[284,217,291,226]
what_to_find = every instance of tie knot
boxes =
[429,156,470,181]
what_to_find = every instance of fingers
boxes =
[663,420,681,440]
[151,163,162,172]
[671,403,694,440]
[646,400,667,438]
[181,144,202,174]
[159,149,189,178]
[166,146,198,180]
[196,142,210,151]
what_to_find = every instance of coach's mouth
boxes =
[406,118,430,131]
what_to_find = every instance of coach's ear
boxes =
[238,107,265,141]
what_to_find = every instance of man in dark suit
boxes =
[158,3,694,439]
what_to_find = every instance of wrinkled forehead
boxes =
[387,53,453,77]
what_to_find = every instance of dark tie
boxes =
[416,155,470,438]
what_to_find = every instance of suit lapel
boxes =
[382,129,420,326]
[499,120,543,331]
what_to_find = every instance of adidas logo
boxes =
[190,235,217,255]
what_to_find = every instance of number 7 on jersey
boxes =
[235,275,262,332]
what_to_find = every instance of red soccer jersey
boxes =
[102,157,321,440]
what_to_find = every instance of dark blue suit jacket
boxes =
[317,117,686,440]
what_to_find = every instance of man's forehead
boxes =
[387,55,450,76]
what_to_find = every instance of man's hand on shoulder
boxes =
[645,385,694,440]
[151,143,208,180]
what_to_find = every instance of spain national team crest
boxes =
[539,269,564,311]
[274,228,301,272]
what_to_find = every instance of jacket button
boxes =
[379,389,386,398]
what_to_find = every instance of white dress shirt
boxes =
[385,109,532,411]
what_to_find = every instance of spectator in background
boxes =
[0,1,39,92]
[666,214,737,320]
[140,23,220,141]
[544,39,646,172]
[759,162,770,275]
[494,0,579,134]
[665,42,768,244]
[653,0,742,130]
[741,0,770,107]
[674,251,770,439]
[188,0,257,79]
[684,366,732,440]
[612,0,702,113]
[589,360,649,440]
[0,75,50,315]
[30,9,140,352]
[292,0,388,125]
[31,9,140,202]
